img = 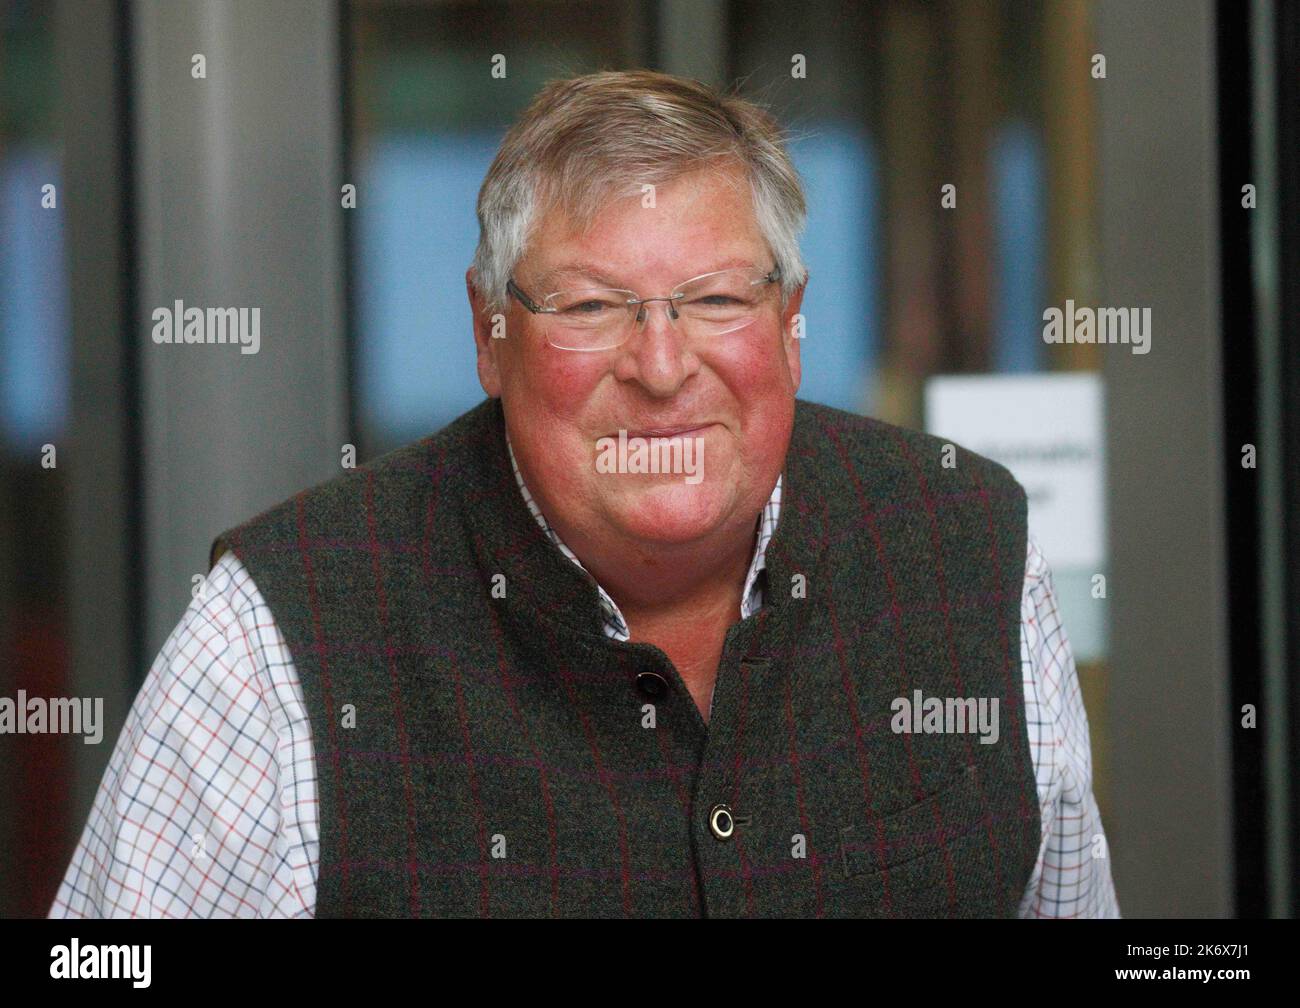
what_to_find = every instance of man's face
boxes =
[469,165,804,551]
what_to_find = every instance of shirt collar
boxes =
[505,430,781,642]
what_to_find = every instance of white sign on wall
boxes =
[924,372,1106,660]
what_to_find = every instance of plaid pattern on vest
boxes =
[211,397,1040,918]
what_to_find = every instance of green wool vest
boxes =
[211,397,1040,918]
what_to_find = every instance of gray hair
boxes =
[470,69,808,316]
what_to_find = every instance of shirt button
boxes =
[709,804,735,840]
[636,671,668,699]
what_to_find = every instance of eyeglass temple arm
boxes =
[507,278,553,314]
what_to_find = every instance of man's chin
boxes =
[603,480,734,545]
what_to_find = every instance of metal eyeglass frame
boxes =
[506,264,782,349]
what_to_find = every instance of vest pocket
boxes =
[831,763,995,917]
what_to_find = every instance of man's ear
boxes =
[780,275,807,394]
[467,267,502,398]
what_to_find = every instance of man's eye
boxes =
[563,300,617,313]
[686,295,748,308]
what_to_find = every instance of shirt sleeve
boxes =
[1016,535,1120,918]
[48,551,319,918]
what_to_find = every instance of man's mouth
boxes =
[619,423,714,439]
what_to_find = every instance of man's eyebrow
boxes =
[532,263,621,290]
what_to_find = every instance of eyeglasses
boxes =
[506,265,782,352]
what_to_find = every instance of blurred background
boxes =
[0,0,1295,917]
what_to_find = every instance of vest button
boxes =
[636,671,668,698]
[709,804,735,840]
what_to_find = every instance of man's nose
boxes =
[615,298,699,396]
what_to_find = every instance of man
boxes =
[53,69,1117,918]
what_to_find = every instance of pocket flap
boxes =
[839,763,986,878]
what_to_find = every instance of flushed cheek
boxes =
[732,372,796,470]
[517,351,605,419]
[708,346,792,425]
[715,319,790,376]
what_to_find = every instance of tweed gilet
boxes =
[211,397,1040,917]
